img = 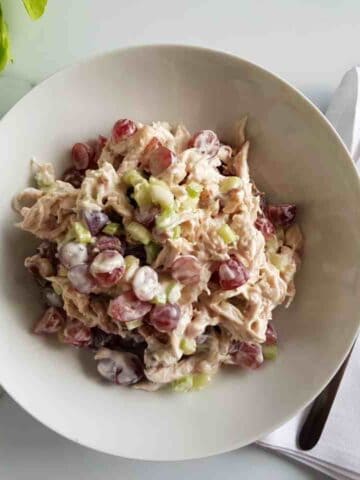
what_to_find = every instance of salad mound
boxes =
[13,118,303,392]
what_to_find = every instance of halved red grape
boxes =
[171,255,201,285]
[188,130,220,157]
[149,303,180,332]
[255,216,275,239]
[68,264,95,294]
[95,348,143,385]
[148,145,175,176]
[71,142,94,170]
[59,241,88,269]
[141,137,162,170]
[266,204,296,227]
[90,250,125,288]
[62,318,92,347]
[265,323,277,345]
[219,258,249,290]
[83,210,109,236]
[132,266,159,301]
[108,291,152,322]
[94,235,124,254]
[112,119,137,143]
[231,341,263,369]
[34,307,65,334]
[133,206,159,228]
[62,167,84,188]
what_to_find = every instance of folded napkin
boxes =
[259,67,360,480]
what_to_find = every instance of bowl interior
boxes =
[0,45,359,460]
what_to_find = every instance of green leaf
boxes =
[22,0,48,20]
[0,4,11,72]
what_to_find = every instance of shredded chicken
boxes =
[17,182,77,240]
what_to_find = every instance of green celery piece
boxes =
[166,281,182,303]
[132,181,152,208]
[155,208,179,230]
[172,375,193,393]
[0,5,11,72]
[126,319,143,330]
[218,224,239,244]
[103,222,121,236]
[150,291,167,305]
[180,338,196,355]
[126,222,152,245]
[220,176,241,194]
[22,0,48,20]
[186,182,203,198]
[73,222,93,244]
[122,169,145,187]
[262,345,278,360]
[192,373,211,390]
[172,225,181,239]
[149,183,174,209]
[145,242,161,264]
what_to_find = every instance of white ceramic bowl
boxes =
[0,45,359,461]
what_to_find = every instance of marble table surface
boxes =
[2,0,360,478]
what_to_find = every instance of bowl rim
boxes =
[1,43,360,460]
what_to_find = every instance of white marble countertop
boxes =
[1,0,359,478]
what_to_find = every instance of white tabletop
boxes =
[1,0,359,478]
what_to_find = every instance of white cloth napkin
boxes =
[258,67,360,480]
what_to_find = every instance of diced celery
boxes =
[151,291,167,305]
[52,283,62,295]
[73,222,93,244]
[263,345,278,360]
[220,176,241,193]
[178,197,197,211]
[180,338,196,355]
[186,182,203,199]
[124,255,140,281]
[149,184,174,209]
[171,225,181,239]
[269,252,287,271]
[166,282,182,303]
[145,242,161,264]
[149,177,168,188]
[155,208,179,230]
[34,173,53,190]
[125,255,139,270]
[218,224,239,244]
[132,181,152,208]
[126,319,143,330]
[102,222,121,236]
[172,375,193,393]
[192,373,212,390]
[126,222,152,245]
[122,169,145,187]
[31,160,55,190]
